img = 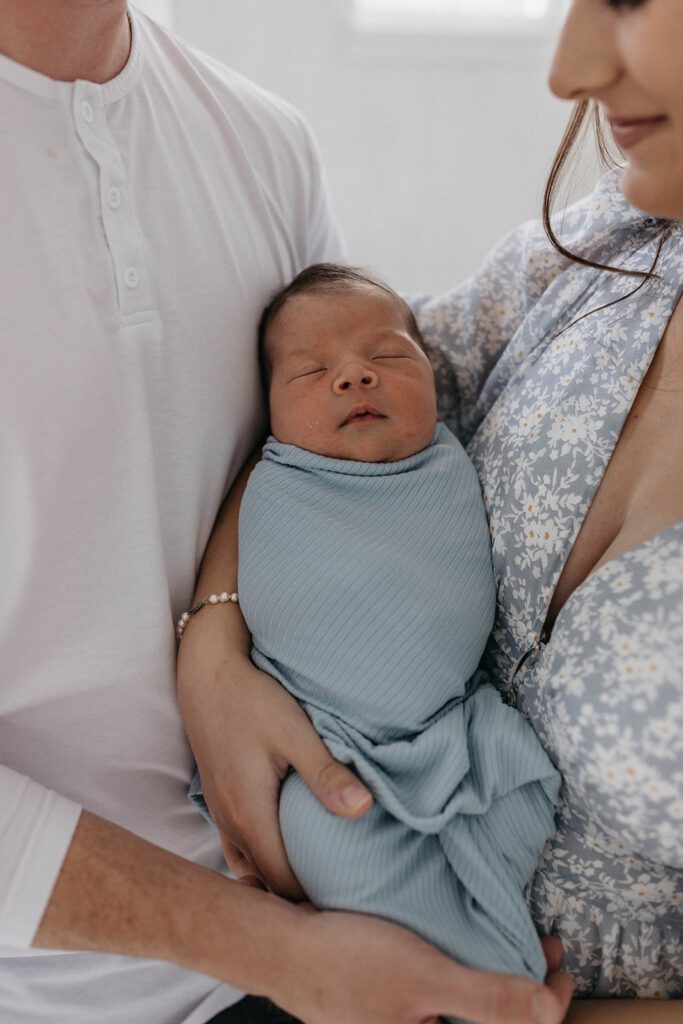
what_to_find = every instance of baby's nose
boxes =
[332,363,379,395]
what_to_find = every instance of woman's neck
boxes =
[0,0,131,83]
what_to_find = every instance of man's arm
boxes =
[33,810,285,988]
[33,810,572,1024]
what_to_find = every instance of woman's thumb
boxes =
[293,739,373,818]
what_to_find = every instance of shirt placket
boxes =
[72,81,158,327]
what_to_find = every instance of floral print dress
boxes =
[414,170,683,999]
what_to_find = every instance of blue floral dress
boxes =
[414,170,683,999]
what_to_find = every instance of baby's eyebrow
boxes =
[278,346,317,363]
[373,328,415,342]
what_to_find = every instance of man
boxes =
[0,3,572,1023]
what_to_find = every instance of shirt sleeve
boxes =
[0,766,82,948]
[412,218,570,445]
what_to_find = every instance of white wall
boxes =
[134,0,173,28]
[168,1,599,293]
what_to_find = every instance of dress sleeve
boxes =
[412,218,569,445]
[0,766,81,948]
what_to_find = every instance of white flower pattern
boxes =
[414,170,683,999]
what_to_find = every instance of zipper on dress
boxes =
[506,631,547,706]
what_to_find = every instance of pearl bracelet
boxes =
[176,591,239,641]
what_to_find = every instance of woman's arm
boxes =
[565,1001,680,1023]
[34,810,573,1024]
[413,217,569,445]
[176,450,372,897]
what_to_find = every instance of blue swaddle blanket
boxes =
[190,423,560,989]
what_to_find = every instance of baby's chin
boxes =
[276,427,436,463]
[337,439,431,463]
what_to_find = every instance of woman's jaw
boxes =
[550,0,683,221]
[607,110,682,220]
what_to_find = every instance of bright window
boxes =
[355,0,553,34]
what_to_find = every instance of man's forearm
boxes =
[33,809,293,995]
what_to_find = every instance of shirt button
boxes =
[108,187,121,210]
[124,267,139,289]
[81,100,94,123]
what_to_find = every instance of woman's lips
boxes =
[609,116,667,150]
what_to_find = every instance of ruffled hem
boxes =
[529,814,683,998]
[530,872,683,998]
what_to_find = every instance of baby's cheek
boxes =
[268,389,306,444]
[276,403,338,457]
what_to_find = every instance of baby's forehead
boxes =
[269,284,407,346]
[283,281,397,315]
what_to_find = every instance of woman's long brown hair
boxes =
[542,99,671,282]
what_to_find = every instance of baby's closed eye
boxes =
[289,366,326,381]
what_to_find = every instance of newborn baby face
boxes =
[266,285,438,462]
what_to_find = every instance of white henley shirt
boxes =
[0,6,344,1022]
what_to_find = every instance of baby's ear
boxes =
[436,413,443,422]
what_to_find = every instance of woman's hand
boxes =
[270,909,574,1024]
[177,609,372,897]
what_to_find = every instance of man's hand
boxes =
[34,811,574,1024]
[272,910,574,1024]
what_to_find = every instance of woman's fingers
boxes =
[288,719,373,819]
[225,773,307,899]
[220,693,373,895]
[183,658,372,893]
[544,968,575,1017]
[219,835,267,891]
[229,744,372,897]
[214,779,305,899]
[187,671,310,895]
[540,934,575,1011]
[540,934,565,976]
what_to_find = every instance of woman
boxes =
[178,1,682,1020]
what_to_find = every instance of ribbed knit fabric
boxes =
[190,424,560,997]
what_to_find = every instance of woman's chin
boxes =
[621,162,683,221]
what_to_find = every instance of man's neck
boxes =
[0,1,131,83]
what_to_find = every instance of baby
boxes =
[191,264,560,1003]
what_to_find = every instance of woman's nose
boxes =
[549,0,621,102]
[332,363,379,395]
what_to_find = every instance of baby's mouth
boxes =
[340,405,387,427]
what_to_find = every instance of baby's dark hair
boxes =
[257,263,426,390]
